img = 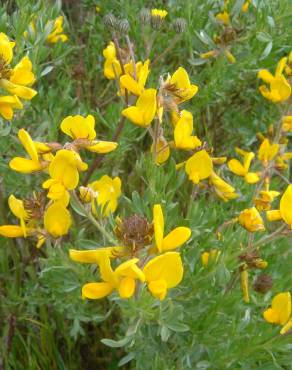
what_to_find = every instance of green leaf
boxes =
[101,336,131,348]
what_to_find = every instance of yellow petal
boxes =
[10,56,36,86]
[18,129,38,162]
[148,279,167,300]
[185,150,213,184]
[245,172,260,184]
[44,202,72,238]
[9,157,43,173]
[118,277,136,298]
[86,141,118,153]
[82,282,113,299]
[162,227,191,251]
[69,247,123,263]
[144,252,183,288]
[120,74,142,96]
[0,225,25,237]
[271,292,291,325]
[280,184,292,227]
[228,159,245,176]
[115,258,145,282]
[266,209,282,222]
[60,115,96,140]
[153,204,164,252]
[257,69,274,84]
[0,79,37,100]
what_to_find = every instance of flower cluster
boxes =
[0,33,37,120]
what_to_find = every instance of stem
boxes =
[253,224,286,249]
[152,34,181,65]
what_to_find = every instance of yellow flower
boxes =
[103,41,122,80]
[209,171,238,202]
[201,249,221,267]
[0,54,37,101]
[84,175,122,217]
[60,114,118,153]
[263,292,292,334]
[120,60,150,96]
[144,252,183,300]
[185,150,213,184]
[228,148,259,184]
[169,67,198,104]
[151,9,168,19]
[0,194,32,238]
[258,57,291,103]
[224,49,236,64]
[258,138,279,164]
[9,129,47,173]
[46,16,68,43]
[282,115,292,132]
[242,1,250,12]
[42,149,88,201]
[200,50,218,59]
[238,207,265,232]
[69,247,124,264]
[153,204,191,253]
[254,190,280,211]
[81,255,145,299]
[0,95,23,120]
[44,202,72,238]
[0,32,15,64]
[174,110,201,150]
[151,136,170,165]
[216,11,230,25]
[122,88,157,127]
[266,184,292,228]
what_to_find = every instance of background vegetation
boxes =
[0,0,291,369]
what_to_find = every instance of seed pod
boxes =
[173,18,187,33]
[117,19,130,34]
[253,274,273,294]
[103,13,117,31]
[140,8,151,25]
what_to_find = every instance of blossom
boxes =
[151,136,170,165]
[242,0,251,12]
[174,110,201,150]
[216,11,230,25]
[209,171,238,201]
[80,255,145,299]
[282,115,292,132]
[60,114,118,153]
[0,95,23,120]
[263,292,292,335]
[228,148,259,184]
[0,194,32,238]
[9,129,48,173]
[122,88,157,127]
[120,60,150,96]
[266,184,292,228]
[103,41,122,80]
[254,190,280,211]
[151,9,168,19]
[153,204,191,253]
[144,252,183,300]
[42,149,87,201]
[201,249,221,267]
[238,207,265,232]
[46,16,68,43]
[44,202,72,238]
[258,139,279,164]
[0,52,37,101]
[258,57,291,103]
[168,67,198,104]
[185,150,213,184]
[80,175,122,217]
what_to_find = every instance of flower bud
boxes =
[103,13,117,31]
[253,274,273,294]
[117,19,130,34]
[173,18,187,33]
[140,8,151,25]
